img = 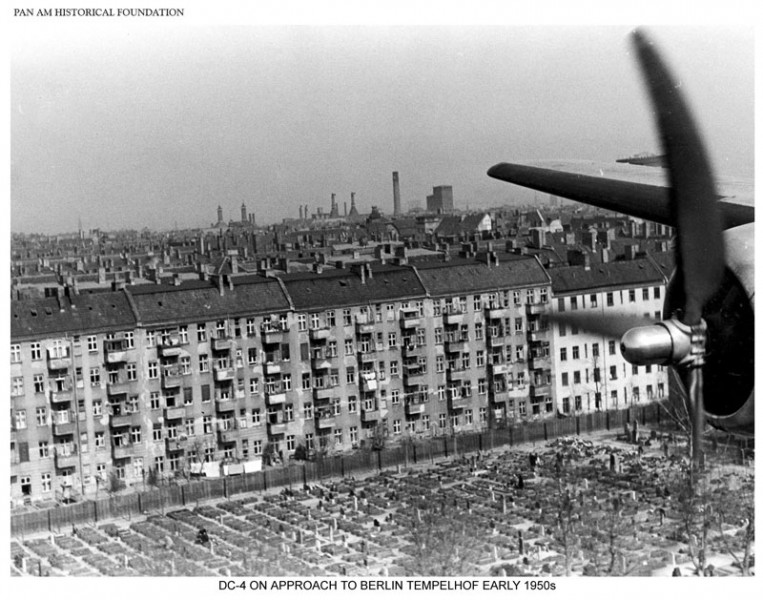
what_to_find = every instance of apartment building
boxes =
[11,252,668,506]
[548,257,670,415]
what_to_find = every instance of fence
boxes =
[11,403,668,537]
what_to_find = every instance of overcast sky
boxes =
[10,24,754,234]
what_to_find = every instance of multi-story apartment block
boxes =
[11,251,667,506]
[548,257,670,415]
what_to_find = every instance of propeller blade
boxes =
[545,311,655,339]
[632,30,725,325]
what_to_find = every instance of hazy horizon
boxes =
[11,25,754,234]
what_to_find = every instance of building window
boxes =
[561,372,569,387]
[11,344,21,363]
[392,420,401,435]
[391,389,400,405]
[199,355,209,372]
[608,340,616,355]
[572,346,580,360]
[126,363,138,381]
[86,336,98,352]
[560,348,567,362]
[390,361,399,377]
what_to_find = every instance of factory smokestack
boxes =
[393,171,401,216]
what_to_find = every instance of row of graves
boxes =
[11,428,753,577]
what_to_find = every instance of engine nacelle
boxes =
[663,222,754,435]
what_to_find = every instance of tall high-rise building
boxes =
[426,186,454,213]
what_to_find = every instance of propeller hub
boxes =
[620,318,692,366]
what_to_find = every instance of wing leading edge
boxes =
[487,161,754,230]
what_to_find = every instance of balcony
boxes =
[526,302,547,315]
[443,311,465,325]
[263,362,282,375]
[217,426,238,444]
[47,348,72,371]
[267,422,288,436]
[110,412,142,428]
[445,339,469,353]
[528,355,552,370]
[309,328,331,341]
[509,385,528,398]
[355,314,376,334]
[316,415,336,429]
[450,396,470,411]
[359,376,378,392]
[214,367,235,382]
[52,420,77,436]
[266,392,286,405]
[403,372,428,388]
[261,328,288,345]
[164,406,186,421]
[107,381,133,397]
[311,357,333,370]
[402,344,426,358]
[313,387,334,401]
[359,349,380,363]
[165,437,187,452]
[488,336,504,348]
[112,443,144,460]
[405,402,427,416]
[490,363,511,376]
[49,388,74,404]
[105,349,129,363]
[162,373,183,389]
[447,368,468,381]
[487,307,511,320]
[528,329,549,343]
[531,384,551,398]
[211,335,233,352]
[492,391,511,405]
[215,397,237,412]
[361,408,380,422]
[54,448,79,470]
[159,336,183,357]
[400,314,421,329]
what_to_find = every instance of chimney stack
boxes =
[393,171,401,216]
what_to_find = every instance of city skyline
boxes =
[11,25,754,234]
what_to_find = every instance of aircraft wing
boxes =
[487,159,754,230]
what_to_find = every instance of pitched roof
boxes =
[127,277,291,326]
[549,258,666,294]
[414,254,550,297]
[11,290,136,340]
[279,264,427,311]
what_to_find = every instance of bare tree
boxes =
[551,478,582,576]
[713,475,754,576]
[407,502,482,575]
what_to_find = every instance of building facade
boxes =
[548,258,670,415]
[10,253,667,506]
